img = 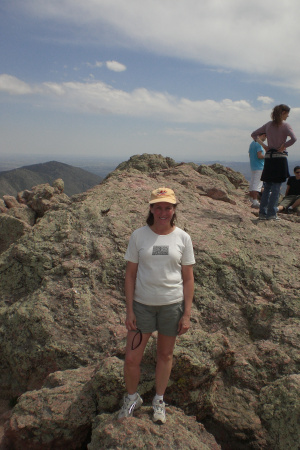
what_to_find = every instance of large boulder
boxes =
[3,366,96,450]
[0,179,71,254]
[3,359,222,449]
[259,374,300,450]
[0,154,299,449]
[209,163,248,188]
[88,408,221,450]
[0,214,32,254]
[112,152,177,174]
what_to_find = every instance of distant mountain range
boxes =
[1,157,298,199]
[0,161,103,198]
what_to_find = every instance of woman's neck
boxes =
[150,224,175,235]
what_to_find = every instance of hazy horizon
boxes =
[1,152,299,165]
[1,154,299,186]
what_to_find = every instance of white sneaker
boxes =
[118,394,143,419]
[251,200,260,208]
[152,399,166,424]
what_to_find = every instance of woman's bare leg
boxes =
[155,333,177,396]
[124,331,151,394]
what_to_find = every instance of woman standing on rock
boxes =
[118,187,195,423]
[251,104,297,220]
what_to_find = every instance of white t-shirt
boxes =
[125,226,195,306]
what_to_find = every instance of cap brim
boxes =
[149,199,177,204]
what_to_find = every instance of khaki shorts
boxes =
[133,300,184,336]
[280,195,300,210]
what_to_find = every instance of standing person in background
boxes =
[251,104,297,221]
[118,187,195,424]
[248,133,267,208]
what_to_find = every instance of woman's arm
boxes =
[251,125,267,141]
[251,125,269,151]
[279,125,297,151]
[285,124,297,147]
[125,261,138,330]
[178,265,194,336]
[255,137,268,151]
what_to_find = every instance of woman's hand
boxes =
[278,143,286,153]
[177,314,190,335]
[125,311,137,331]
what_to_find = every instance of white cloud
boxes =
[11,0,300,88]
[3,73,300,142]
[86,61,103,69]
[0,74,34,95]
[0,73,267,128]
[105,60,126,72]
[86,60,126,71]
[43,82,66,96]
[257,96,274,105]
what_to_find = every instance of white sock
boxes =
[153,394,164,403]
[128,393,138,401]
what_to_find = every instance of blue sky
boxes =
[1,0,300,164]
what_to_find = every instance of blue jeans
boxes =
[259,182,282,218]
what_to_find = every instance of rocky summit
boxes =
[0,153,299,450]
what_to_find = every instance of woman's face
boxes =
[281,110,289,121]
[150,202,175,225]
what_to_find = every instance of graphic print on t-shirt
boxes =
[152,245,169,255]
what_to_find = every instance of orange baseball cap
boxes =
[149,187,177,204]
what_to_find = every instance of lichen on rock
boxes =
[0,154,299,449]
